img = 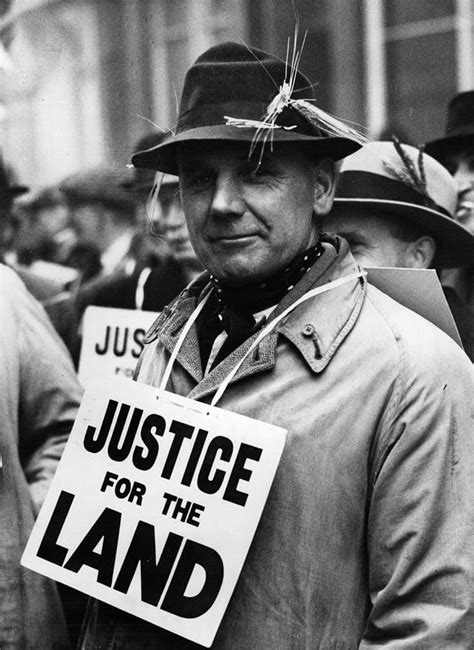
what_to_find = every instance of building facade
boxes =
[1,0,473,187]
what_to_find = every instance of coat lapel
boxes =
[156,238,366,402]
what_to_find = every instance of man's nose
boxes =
[453,163,473,192]
[210,173,244,216]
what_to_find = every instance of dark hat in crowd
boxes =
[132,41,363,174]
[0,156,28,202]
[59,166,136,214]
[333,140,474,267]
[425,91,474,163]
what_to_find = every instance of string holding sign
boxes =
[211,271,366,406]
[158,289,212,393]
[158,270,367,407]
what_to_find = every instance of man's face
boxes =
[324,209,421,268]
[177,142,326,286]
[444,148,474,235]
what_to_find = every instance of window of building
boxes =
[146,0,247,130]
[363,0,474,143]
[2,0,103,185]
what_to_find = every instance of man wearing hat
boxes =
[425,90,474,352]
[0,155,80,347]
[82,43,474,648]
[425,90,474,237]
[60,166,138,280]
[324,139,474,359]
[75,131,202,314]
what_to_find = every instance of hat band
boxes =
[336,171,451,218]
[445,122,474,137]
[177,101,316,135]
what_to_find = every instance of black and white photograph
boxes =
[1,1,474,648]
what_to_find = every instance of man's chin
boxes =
[209,264,276,287]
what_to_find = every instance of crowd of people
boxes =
[1,36,474,650]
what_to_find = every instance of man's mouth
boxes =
[210,233,259,242]
[456,199,474,218]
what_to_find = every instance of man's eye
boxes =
[196,174,212,185]
[345,238,365,252]
[185,172,213,188]
[247,165,271,180]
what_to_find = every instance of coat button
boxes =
[302,324,315,336]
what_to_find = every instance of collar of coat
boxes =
[143,235,367,400]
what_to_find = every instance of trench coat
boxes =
[0,265,82,649]
[82,238,474,648]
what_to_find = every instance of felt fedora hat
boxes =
[132,41,362,175]
[425,91,474,162]
[333,140,474,267]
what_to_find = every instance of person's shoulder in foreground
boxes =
[1,263,82,649]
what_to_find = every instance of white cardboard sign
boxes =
[367,267,462,347]
[78,307,160,385]
[21,377,286,647]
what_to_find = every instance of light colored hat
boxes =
[333,140,474,267]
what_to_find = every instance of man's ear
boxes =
[313,158,336,217]
[405,235,436,268]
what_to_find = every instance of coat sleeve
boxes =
[361,336,474,648]
[14,270,83,512]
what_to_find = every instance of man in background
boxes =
[0,155,79,348]
[14,184,76,268]
[425,90,474,344]
[1,264,82,648]
[75,131,202,315]
[59,166,137,281]
[324,140,474,359]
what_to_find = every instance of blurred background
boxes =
[1,0,473,189]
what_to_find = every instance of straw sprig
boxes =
[224,24,367,164]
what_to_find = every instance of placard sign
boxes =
[21,377,286,647]
[78,307,160,385]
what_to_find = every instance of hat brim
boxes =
[0,185,29,199]
[332,198,474,268]
[424,133,474,162]
[132,125,362,175]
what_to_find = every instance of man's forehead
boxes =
[327,206,400,233]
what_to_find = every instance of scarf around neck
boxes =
[197,241,325,370]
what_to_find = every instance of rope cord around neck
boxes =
[159,271,366,405]
[159,289,212,391]
[210,270,366,406]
